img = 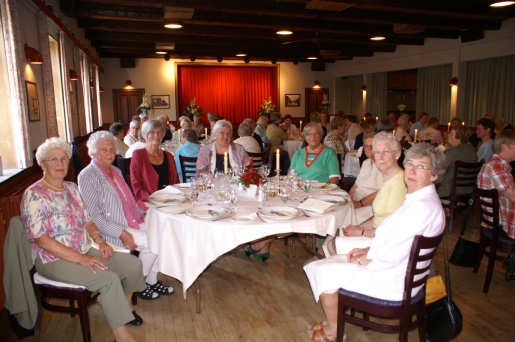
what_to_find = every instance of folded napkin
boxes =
[297,198,334,213]
[150,185,184,198]
[235,213,259,226]
[158,203,192,214]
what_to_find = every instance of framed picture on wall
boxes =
[151,95,170,109]
[25,81,40,121]
[397,94,406,100]
[285,94,300,107]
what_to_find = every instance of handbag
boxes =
[426,215,463,341]
[449,193,479,267]
[504,253,515,280]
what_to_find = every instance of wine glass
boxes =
[265,183,278,207]
[190,178,200,206]
[217,185,228,202]
[229,190,238,210]
[304,179,312,198]
[279,185,291,207]
[262,164,271,179]
[197,177,206,200]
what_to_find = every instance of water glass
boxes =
[229,190,238,210]
[304,180,312,197]
[262,164,271,179]
[279,186,291,206]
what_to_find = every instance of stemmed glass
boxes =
[262,164,271,180]
[279,185,291,207]
[229,190,238,210]
[265,183,278,207]
[304,179,312,198]
[197,176,206,200]
[190,177,200,206]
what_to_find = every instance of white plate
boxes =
[149,195,187,206]
[314,195,348,207]
[185,205,230,219]
[258,206,299,220]
[174,183,191,189]
[311,183,339,191]
[230,215,254,222]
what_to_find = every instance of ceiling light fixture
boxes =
[307,56,318,60]
[490,1,515,7]
[24,44,43,64]
[217,57,223,62]
[69,69,78,81]
[236,53,247,57]
[156,51,167,55]
[449,77,458,86]
[276,28,293,35]
[271,58,277,64]
[125,80,133,89]
[164,54,170,61]
[244,57,250,63]
[313,80,321,89]
[360,84,367,91]
[293,60,299,65]
[164,22,182,29]
[370,36,386,41]
[190,56,196,61]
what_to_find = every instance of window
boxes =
[48,34,70,141]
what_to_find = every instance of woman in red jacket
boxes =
[131,119,180,210]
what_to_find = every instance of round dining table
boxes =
[145,186,357,311]
[282,139,304,160]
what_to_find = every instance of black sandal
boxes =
[151,281,174,295]
[137,283,160,300]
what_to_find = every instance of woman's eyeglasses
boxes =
[372,150,396,156]
[306,132,321,137]
[45,157,70,164]
[405,162,431,172]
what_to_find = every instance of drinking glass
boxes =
[217,185,228,202]
[279,186,291,206]
[262,164,271,179]
[304,179,312,197]
[265,183,278,206]
[197,177,206,200]
[190,178,200,206]
[229,190,238,210]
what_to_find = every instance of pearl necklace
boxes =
[307,144,323,153]
[40,178,65,192]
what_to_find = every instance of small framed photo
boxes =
[285,94,300,107]
[397,94,406,100]
[151,95,170,109]
[25,81,40,121]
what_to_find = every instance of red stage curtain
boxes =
[177,65,279,123]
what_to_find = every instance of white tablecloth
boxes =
[282,140,304,160]
[343,153,360,177]
[146,190,357,298]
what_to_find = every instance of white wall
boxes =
[99,59,335,123]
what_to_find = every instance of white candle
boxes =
[462,122,465,126]
[448,122,450,133]
[224,152,228,174]
[300,120,302,131]
[276,149,280,171]
[205,127,207,137]
[414,129,418,142]
[178,129,181,140]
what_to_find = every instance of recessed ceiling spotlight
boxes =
[190,56,196,61]
[217,57,223,62]
[271,58,277,64]
[156,51,167,54]
[244,57,250,63]
[236,53,247,57]
[164,54,170,61]
[307,56,318,60]
[164,22,182,29]
[293,60,298,65]
[276,29,293,35]
[490,1,515,7]
[370,36,386,41]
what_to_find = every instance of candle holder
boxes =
[275,169,281,178]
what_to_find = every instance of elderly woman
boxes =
[78,131,174,301]
[172,117,193,141]
[234,121,261,153]
[304,143,446,341]
[124,120,141,147]
[419,117,443,145]
[291,122,340,183]
[255,115,269,142]
[437,126,477,200]
[280,114,298,131]
[395,114,412,142]
[156,114,174,142]
[197,120,250,175]
[175,129,200,183]
[22,138,146,342]
[242,118,264,151]
[131,120,180,209]
[192,113,205,135]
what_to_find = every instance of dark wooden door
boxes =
[113,89,145,127]
[305,88,328,119]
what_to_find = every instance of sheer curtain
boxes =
[343,75,363,115]
[59,31,73,140]
[416,64,452,122]
[464,55,515,123]
[178,65,278,122]
[370,72,387,118]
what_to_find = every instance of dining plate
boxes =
[149,195,187,206]
[311,183,339,191]
[258,206,299,220]
[314,195,349,207]
[185,205,230,219]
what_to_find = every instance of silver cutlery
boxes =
[256,212,267,223]
[211,215,231,222]
[300,209,311,218]
[208,209,220,217]
[270,210,286,217]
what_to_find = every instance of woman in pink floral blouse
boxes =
[21,138,146,342]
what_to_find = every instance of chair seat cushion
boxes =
[338,286,424,307]
[34,272,86,289]
[483,228,515,243]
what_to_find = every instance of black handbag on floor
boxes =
[426,218,463,341]
[504,254,515,280]
[449,194,479,267]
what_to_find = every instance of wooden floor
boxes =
[2,210,515,342]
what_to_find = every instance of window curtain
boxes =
[73,46,87,135]
[37,11,58,137]
[94,65,102,127]
[81,54,93,132]
[59,31,73,140]
[177,65,278,122]
[343,75,363,116]
[0,0,31,167]
[464,55,515,124]
[90,64,99,129]
[416,64,452,122]
[370,72,387,118]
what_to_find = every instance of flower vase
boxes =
[397,104,406,112]
[141,109,148,116]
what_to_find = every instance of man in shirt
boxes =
[124,120,141,147]
[477,130,515,239]
[324,117,347,174]
[409,112,429,137]
[109,122,129,156]
[476,118,495,162]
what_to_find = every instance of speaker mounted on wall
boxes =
[311,63,326,72]
[120,58,136,68]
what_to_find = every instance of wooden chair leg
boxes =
[448,200,456,232]
[69,299,75,317]
[336,294,346,342]
[483,245,498,293]
[33,284,43,342]
[76,292,92,342]
[418,308,427,342]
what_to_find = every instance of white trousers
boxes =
[127,224,158,277]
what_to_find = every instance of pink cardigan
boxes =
[131,148,180,210]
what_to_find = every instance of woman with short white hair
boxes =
[234,122,261,153]
[395,114,412,142]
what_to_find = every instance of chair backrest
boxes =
[404,233,444,304]
[116,155,132,188]
[345,140,355,151]
[476,187,500,231]
[247,150,267,169]
[262,142,272,166]
[451,161,484,197]
[178,155,198,183]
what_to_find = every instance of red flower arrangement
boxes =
[240,167,262,188]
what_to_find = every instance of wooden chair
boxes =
[262,142,272,166]
[473,188,515,293]
[440,161,483,232]
[336,233,444,342]
[178,155,198,183]
[116,155,132,189]
[247,150,267,168]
